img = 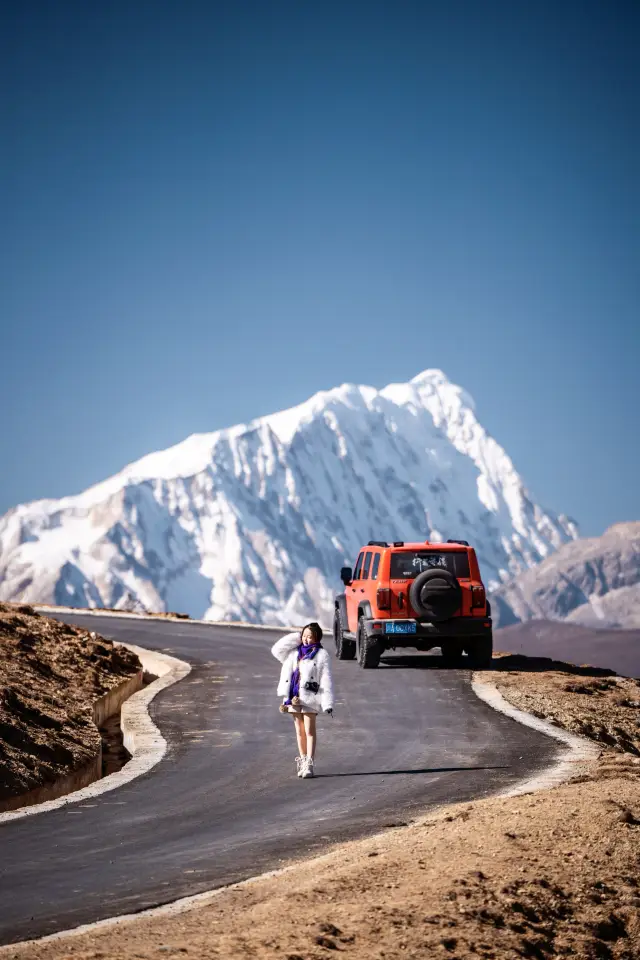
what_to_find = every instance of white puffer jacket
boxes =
[271,632,334,714]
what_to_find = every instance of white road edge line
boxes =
[0,643,191,825]
[0,665,603,950]
[470,675,600,796]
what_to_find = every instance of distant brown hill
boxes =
[491,522,640,630]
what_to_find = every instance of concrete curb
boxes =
[92,670,144,728]
[0,643,190,825]
[470,674,601,796]
[0,669,144,815]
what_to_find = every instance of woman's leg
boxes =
[293,713,307,756]
[303,713,317,759]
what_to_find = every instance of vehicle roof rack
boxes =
[393,541,405,547]
[367,540,389,547]
[447,539,469,546]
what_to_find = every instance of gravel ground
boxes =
[0,604,141,805]
[3,652,639,960]
[486,652,640,758]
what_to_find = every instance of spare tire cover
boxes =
[409,568,462,623]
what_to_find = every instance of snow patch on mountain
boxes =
[0,369,578,624]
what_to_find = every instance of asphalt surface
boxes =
[0,614,559,944]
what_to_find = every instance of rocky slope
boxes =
[492,522,640,630]
[0,369,578,625]
[0,604,141,807]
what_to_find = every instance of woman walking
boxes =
[271,622,334,779]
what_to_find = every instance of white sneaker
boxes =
[295,756,304,777]
[301,757,314,779]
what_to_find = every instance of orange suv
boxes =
[333,539,493,668]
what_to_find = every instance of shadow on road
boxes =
[379,654,467,670]
[316,765,507,779]
[489,654,617,677]
[378,653,617,677]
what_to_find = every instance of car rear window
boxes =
[390,551,470,579]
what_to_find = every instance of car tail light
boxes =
[471,585,485,608]
[377,588,391,610]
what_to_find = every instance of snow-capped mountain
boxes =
[0,369,578,625]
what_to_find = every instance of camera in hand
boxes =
[303,680,320,693]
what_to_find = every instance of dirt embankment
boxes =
[0,603,141,807]
[7,653,639,960]
[486,652,640,759]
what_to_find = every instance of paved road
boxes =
[0,614,559,944]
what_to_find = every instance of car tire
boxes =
[465,632,493,668]
[357,619,382,669]
[440,640,465,664]
[334,609,356,660]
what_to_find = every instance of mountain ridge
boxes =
[492,521,640,629]
[0,369,578,625]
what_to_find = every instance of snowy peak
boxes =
[0,369,578,625]
[257,381,375,445]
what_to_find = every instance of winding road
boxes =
[0,613,559,944]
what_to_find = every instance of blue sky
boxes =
[1,0,638,536]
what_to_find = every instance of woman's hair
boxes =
[301,621,323,643]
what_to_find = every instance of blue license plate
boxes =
[385,621,417,635]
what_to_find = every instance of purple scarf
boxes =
[285,642,322,705]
